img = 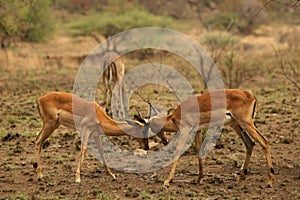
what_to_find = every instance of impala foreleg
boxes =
[195,131,203,184]
[164,126,194,186]
[76,129,89,183]
[93,133,116,180]
[164,159,179,187]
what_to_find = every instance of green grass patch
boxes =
[7,116,19,124]
[0,127,7,138]
[4,163,18,170]
[97,191,113,200]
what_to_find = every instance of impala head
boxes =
[133,113,169,146]
[125,120,149,150]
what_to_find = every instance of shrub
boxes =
[204,0,268,34]
[202,32,255,88]
[0,0,55,44]
[205,12,239,31]
[68,9,173,37]
[24,0,55,42]
[202,32,239,61]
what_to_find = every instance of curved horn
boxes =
[148,102,160,118]
[134,108,147,124]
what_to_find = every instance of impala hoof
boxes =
[236,169,247,183]
[75,178,81,183]
[37,173,43,182]
[111,174,117,180]
[163,181,170,188]
[266,182,273,188]
[107,170,116,180]
[237,175,246,183]
[197,178,203,185]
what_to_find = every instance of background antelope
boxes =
[136,89,274,187]
[101,52,128,119]
[34,92,149,183]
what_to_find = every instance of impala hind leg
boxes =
[230,123,255,183]
[35,121,58,181]
[238,121,274,187]
[76,127,90,183]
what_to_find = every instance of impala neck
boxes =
[150,115,179,133]
[97,109,144,138]
[101,121,140,136]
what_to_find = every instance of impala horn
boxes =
[134,108,148,124]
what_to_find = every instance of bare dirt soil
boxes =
[0,32,299,199]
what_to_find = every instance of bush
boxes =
[24,0,55,42]
[205,12,239,31]
[202,32,255,88]
[68,9,173,37]
[0,0,55,44]
[202,32,239,61]
[205,0,268,34]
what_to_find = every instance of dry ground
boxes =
[0,27,299,199]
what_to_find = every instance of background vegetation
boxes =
[1,0,299,42]
[0,0,54,43]
[1,0,299,88]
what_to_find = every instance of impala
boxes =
[101,52,128,118]
[34,92,149,183]
[137,89,274,187]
